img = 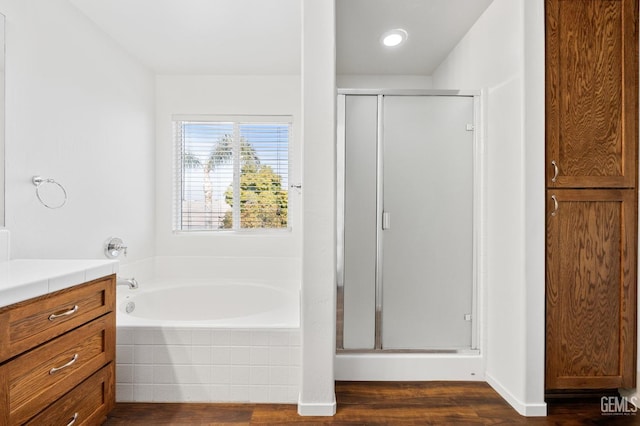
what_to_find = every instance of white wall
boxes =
[522,0,546,411]
[0,0,156,262]
[0,17,4,227]
[155,75,302,283]
[298,0,336,416]
[336,74,432,90]
[432,0,546,416]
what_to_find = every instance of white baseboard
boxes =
[486,373,547,417]
[297,396,337,416]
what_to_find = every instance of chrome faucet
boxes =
[117,277,139,289]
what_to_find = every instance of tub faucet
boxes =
[117,277,139,289]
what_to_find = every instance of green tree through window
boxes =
[222,163,288,229]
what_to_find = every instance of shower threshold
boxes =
[337,348,480,355]
[335,349,484,381]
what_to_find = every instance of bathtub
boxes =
[115,279,301,404]
[117,280,299,327]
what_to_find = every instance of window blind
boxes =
[174,116,291,231]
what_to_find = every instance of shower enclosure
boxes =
[337,90,481,368]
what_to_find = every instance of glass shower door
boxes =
[341,95,378,349]
[381,95,474,350]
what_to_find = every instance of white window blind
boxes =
[174,116,291,231]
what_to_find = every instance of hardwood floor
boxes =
[104,382,640,425]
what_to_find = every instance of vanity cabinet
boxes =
[0,275,115,425]
[545,0,638,392]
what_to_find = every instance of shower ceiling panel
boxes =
[337,0,494,75]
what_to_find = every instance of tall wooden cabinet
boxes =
[545,0,638,392]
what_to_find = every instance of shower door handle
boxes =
[382,212,391,230]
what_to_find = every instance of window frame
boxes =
[172,114,293,233]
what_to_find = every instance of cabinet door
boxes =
[546,189,636,390]
[546,0,638,188]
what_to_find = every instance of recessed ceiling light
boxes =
[381,29,408,47]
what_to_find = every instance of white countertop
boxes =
[0,259,119,308]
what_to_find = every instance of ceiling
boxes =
[69,0,493,76]
[337,0,493,75]
[68,0,302,75]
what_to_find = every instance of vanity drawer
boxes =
[0,313,115,425]
[0,275,115,363]
[25,363,114,426]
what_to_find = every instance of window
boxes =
[174,115,291,231]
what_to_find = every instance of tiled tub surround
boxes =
[115,327,300,403]
[114,277,301,403]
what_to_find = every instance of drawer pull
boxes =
[49,353,78,374]
[48,305,79,321]
[66,413,79,426]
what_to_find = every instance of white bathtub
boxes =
[115,279,301,403]
[117,280,299,327]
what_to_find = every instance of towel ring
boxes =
[32,176,68,209]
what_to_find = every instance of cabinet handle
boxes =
[551,160,559,183]
[66,413,79,426]
[49,353,78,374]
[48,305,79,321]
[551,195,559,217]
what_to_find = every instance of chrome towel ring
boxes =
[32,176,68,209]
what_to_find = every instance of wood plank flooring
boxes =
[104,381,640,425]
